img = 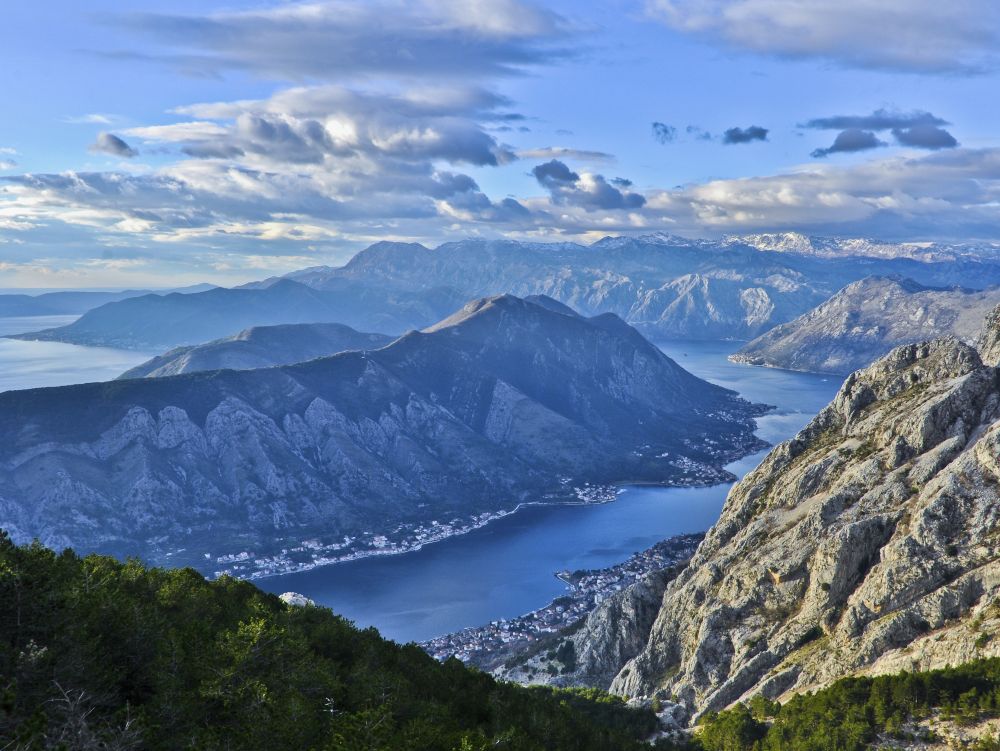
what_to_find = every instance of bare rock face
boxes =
[977,303,1000,366]
[732,277,1000,375]
[0,295,764,571]
[607,332,1000,721]
[499,566,682,690]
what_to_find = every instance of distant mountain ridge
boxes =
[119,322,394,379]
[727,231,1000,263]
[0,284,216,318]
[25,234,1000,350]
[10,279,463,350]
[267,235,1000,341]
[731,276,1000,374]
[0,294,765,571]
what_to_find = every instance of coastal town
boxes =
[203,447,741,580]
[208,482,622,579]
[420,533,705,669]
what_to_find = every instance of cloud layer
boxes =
[645,0,1000,74]
[111,0,572,81]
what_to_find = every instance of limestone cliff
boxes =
[599,308,1000,723]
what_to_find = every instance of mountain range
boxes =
[0,294,764,571]
[18,234,1000,349]
[728,231,1000,263]
[731,276,1000,374]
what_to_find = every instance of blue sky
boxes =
[1,0,999,287]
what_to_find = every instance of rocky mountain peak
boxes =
[597,332,1000,723]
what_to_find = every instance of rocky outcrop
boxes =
[977,304,1000,366]
[732,277,1000,375]
[600,328,1000,721]
[118,323,393,379]
[0,295,764,571]
[499,566,681,690]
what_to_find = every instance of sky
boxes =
[1,0,999,287]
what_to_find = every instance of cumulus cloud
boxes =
[892,125,959,150]
[810,129,886,158]
[645,0,1000,74]
[0,160,16,171]
[127,86,520,167]
[109,0,572,81]
[530,159,645,210]
[651,122,677,144]
[89,132,138,158]
[686,125,713,141]
[722,125,768,144]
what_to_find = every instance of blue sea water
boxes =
[257,340,843,643]
[0,316,154,392]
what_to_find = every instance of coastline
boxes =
[421,532,706,668]
[211,458,753,582]
[207,403,772,582]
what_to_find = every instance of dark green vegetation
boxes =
[0,534,662,750]
[694,659,1000,751]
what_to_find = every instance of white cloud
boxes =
[4,148,1000,256]
[644,148,1000,237]
[646,0,1000,73]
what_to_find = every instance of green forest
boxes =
[694,658,1000,751]
[0,533,661,750]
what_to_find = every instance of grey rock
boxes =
[599,324,1000,722]
[732,277,1000,374]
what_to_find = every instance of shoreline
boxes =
[421,532,706,668]
[238,492,624,582]
[214,455,756,582]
